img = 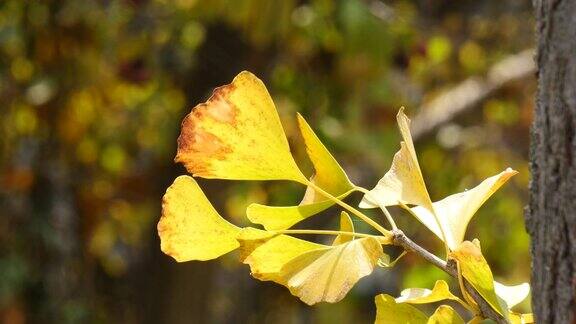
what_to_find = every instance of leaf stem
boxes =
[275,229,376,239]
[355,186,398,230]
[305,181,391,236]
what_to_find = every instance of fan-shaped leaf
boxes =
[449,241,505,316]
[158,176,240,262]
[175,71,306,183]
[278,237,384,305]
[410,169,517,249]
[237,227,323,281]
[247,114,354,230]
[333,211,354,245]
[359,108,433,211]
[494,281,530,309]
[427,305,464,324]
[396,280,461,304]
[374,294,428,324]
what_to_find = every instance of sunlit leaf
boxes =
[509,312,534,324]
[278,237,384,305]
[158,175,240,262]
[247,113,354,230]
[333,211,354,245]
[246,190,354,230]
[494,281,530,309]
[374,294,428,324]
[396,280,461,304]
[175,71,306,183]
[360,108,433,211]
[449,241,505,316]
[427,305,464,324]
[410,169,517,249]
[237,227,323,281]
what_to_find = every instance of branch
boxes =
[392,229,507,323]
[411,49,535,140]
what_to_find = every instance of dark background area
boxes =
[0,0,534,323]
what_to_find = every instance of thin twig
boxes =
[392,229,507,323]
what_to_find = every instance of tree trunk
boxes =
[528,0,576,323]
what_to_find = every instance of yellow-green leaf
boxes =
[494,281,530,309]
[246,190,353,230]
[296,113,354,202]
[509,312,534,324]
[278,237,384,305]
[360,109,433,210]
[450,241,505,316]
[333,211,354,245]
[410,169,517,249]
[427,305,464,324]
[247,114,354,230]
[375,294,428,324]
[396,280,461,304]
[237,227,323,281]
[158,175,240,262]
[175,71,306,183]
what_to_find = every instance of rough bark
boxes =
[527,0,576,323]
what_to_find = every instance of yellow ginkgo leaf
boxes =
[427,305,465,324]
[494,281,530,309]
[410,168,517,250]
[374,294,428,324]
[158,175,240,262]
[237,227,323,282]
[509,312,534,324]
[449,241,505,316]
[247,114,354,230]
[175,71,306,183]
[332,211,354,245]
[246,190,353,230]
[278,237,384,305]
[396,280,461,304]
[360,107,433,211]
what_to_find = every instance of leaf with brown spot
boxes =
[175,71,307,183]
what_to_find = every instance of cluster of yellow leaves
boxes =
[359,108,518,251]
[158,71,532,321]
[158,71,380,305]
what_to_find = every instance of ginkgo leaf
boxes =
[333,211,354,245]
[509,312,534,324]
[247,114,355,230]
[237,227,323,282]
[410,169,517,250]
[296,113,354,202]
[449,241,505,316]
[427,305,464,324]
[396,280,460,304]
[246,190,354,230]
[278,237,384,305]
[359,111,433,210]
[158,175,240,262]
[175,71,306,183]
[494,281,530,309]
[374,294,428,324]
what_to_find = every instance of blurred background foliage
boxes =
[0,0,534,323]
